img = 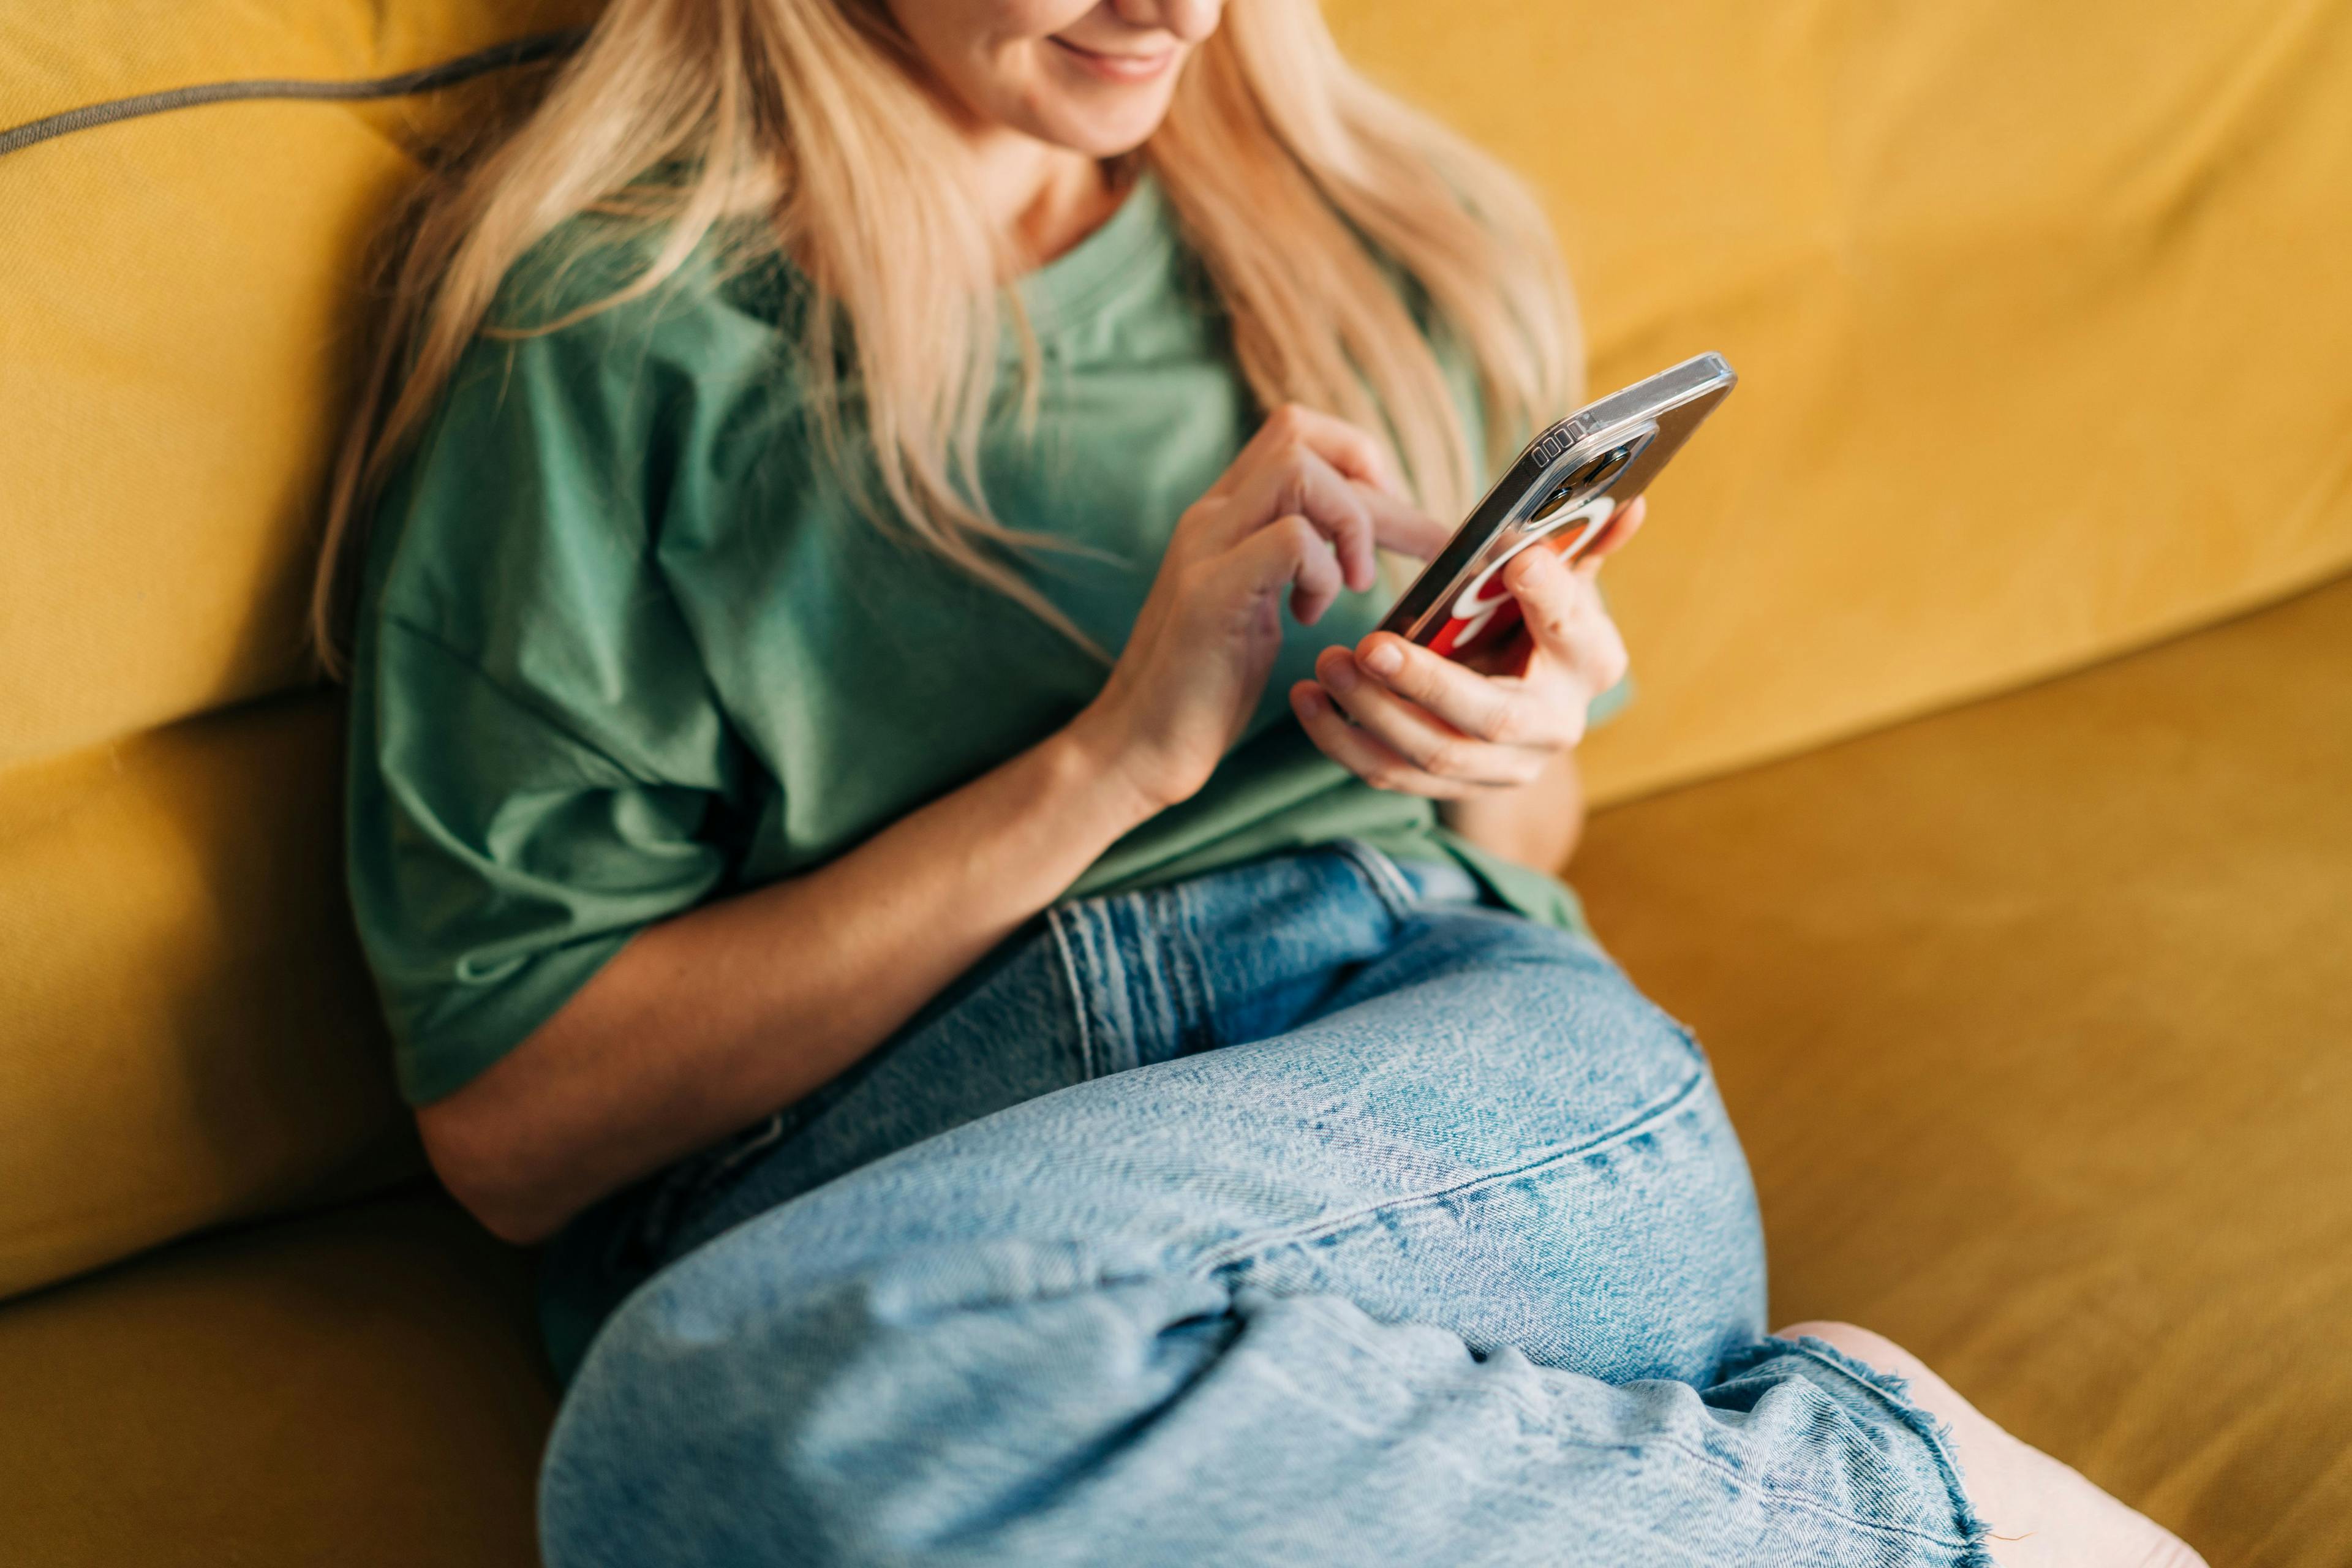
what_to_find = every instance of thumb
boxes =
[1501,538,1599,664]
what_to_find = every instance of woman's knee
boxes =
[1335,912,1710,1102]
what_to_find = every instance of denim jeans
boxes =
[538,842,1989,1567]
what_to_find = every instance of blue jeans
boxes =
[538,843,1989,1566]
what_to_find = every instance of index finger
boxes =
[1360,486,1452,560]
[1231,404,1406,498]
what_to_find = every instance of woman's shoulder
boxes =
[409,207,809,491]
[359,214,800,662]
[483,208,801,373]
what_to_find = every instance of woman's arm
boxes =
[415,405,1449,1245]
[415,723,1155,1245]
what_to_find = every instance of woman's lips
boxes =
[1047,35,1178,83]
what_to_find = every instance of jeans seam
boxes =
[1336,1316,1994,1561]
[1192,1066,1717,1278]
[1047,903,1101,1081]
[1168,875,1220,1052]
[1331,836,1419,922]
[1763,1337,1994,1560]
[1114,891,1179,1068]
[1265,1304,1983,1558]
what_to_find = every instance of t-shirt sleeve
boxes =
[346,272,744,1106]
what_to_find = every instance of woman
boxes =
[322,1,2202,1563]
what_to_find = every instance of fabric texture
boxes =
[540,843,1988,1567]
[0,693,422,1300]
[346,175,1611,1106]
[0,1190,552,1568]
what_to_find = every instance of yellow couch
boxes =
[4,1,2347,1562]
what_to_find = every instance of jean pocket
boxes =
[1329,837,1423,919]
[617,1109,799,1267]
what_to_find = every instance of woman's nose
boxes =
[1107,0,1222,45]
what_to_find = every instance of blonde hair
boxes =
[311,0,1580,674]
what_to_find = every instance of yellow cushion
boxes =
[1331,0,2352,802]
[0,0,595,769]
[0,1189,552,1568]
[1575,571,2352,1567]
[0,0,596,1299]
[0,694,418,1300]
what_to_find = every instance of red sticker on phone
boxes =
[1425,497,1613,658]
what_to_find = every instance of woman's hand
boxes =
[1070,405,1449,813]
[1289,497,1644,799]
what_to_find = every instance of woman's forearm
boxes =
[1439,750,1588,873]
[415,409,1445,1245]
[416,721,1160,1244]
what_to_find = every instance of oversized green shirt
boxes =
[348,178,1618,1104]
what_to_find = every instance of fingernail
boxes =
[1293,686,1325,717]
[1322,657,1358,693]
[1362,641,1402,676]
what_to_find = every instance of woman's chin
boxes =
[1027,107,1174,162]
[1019,75,1182,158]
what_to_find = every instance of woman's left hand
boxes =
[1289,497,1643,798]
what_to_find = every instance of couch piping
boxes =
[0,28,589,160]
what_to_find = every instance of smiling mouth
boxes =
[1047,35,1179,82]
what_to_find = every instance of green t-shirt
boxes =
[348,177,1620,1104]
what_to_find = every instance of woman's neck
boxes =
[962,126,1127,273]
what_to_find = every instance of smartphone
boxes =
[1379,352,1737,658]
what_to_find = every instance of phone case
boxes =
[1379,353,1738,659]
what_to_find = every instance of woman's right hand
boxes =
[1069,405,1451,813]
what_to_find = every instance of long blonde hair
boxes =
[311,0,1580,674]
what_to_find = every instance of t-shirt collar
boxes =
[1012,172,1175,345]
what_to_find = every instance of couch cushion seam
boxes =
[0,29,587,159]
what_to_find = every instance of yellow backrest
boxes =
[4,0,2348,1301]
[0,0,597,1300]
[1327,0,2352,799]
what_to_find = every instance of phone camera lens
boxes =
[1528,479,1579,521]
[1528,445,1630,522]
